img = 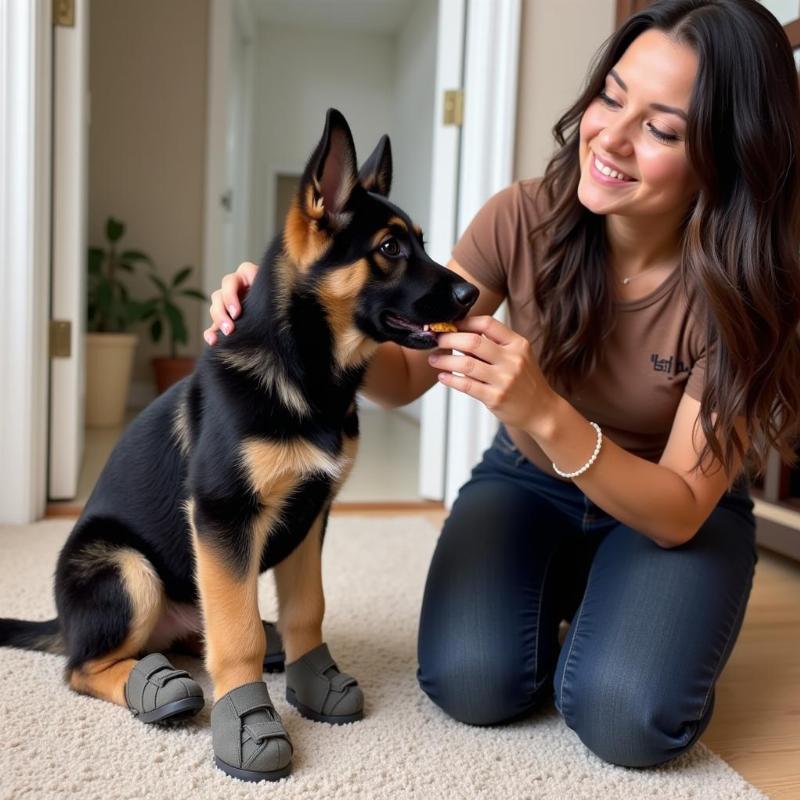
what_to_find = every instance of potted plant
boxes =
[140,265,207,393]
[86,217,153,427]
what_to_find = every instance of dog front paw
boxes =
[211,681,293,782]
[285,642,364,724]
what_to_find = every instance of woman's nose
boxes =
[597,124,634,158]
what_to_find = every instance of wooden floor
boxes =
[383,508,798,800]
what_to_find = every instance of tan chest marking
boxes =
[239,436,352,499]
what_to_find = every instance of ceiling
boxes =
[247,0,421,34]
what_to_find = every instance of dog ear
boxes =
[358,135,392,197]
[299,108,359,229]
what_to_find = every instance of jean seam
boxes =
[557,552,599,720]
[694,568,753,725]
[531,548,557,694]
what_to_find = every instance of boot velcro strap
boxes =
[302,643,337,674]
[227,682,275,717]
[243,720,286,744]
[329,673,358,693]
[150,668,190,688]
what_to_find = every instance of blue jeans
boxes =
[416,424,758,768]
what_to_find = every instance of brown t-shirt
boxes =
[451,178,709,481]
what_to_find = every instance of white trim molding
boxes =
[0,0,52,522]
[418,0,468,501]
[444,0,522,509]
[202,0,232,301]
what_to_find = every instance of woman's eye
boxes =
[598,90,619,108]
[647,124,679,143]
[599,91,680,143]
[380,238,401,257]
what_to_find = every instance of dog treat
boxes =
[429,322,458,333]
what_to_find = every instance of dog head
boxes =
[283,108,478,352]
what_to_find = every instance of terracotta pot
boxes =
[152,356,196,394]
[85,332,138,427]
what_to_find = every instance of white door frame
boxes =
[49,0,89,500]
[418,0,467,501]
[0,0,52,523]
[444,0,521,508]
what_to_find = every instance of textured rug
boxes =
[0,516,767,800]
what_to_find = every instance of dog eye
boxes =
[380,238,402,258]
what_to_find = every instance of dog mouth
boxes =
[381,311,451,347]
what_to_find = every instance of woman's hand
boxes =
[428,315,558,435]
[203,261,259,346]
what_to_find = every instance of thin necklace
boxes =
[617,263,674,285]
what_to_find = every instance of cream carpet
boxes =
[0,516,767,800]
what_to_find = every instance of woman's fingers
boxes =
[204,262,259,347]
[224,261,258,318]
[209,288,234,334]
[236,260,258,286]
[428,352,492,384]
[203,326,218,347]
[220,275,243,322]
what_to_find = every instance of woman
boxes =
[204,0,800,768]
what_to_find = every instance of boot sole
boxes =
[214,755,291,782]
[285,686,363,724]
[136,695,204,724]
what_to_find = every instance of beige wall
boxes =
[88,0,209,402]
[514,0,617,182]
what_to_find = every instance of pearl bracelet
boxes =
[552,421,603,479]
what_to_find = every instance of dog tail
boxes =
[0,617,64,655]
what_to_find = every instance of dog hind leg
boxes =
[66,548,165,707]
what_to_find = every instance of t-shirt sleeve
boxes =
[683,346,705,402]
[450,182,522,295]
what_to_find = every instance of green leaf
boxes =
[163,301,187,349]
[106,217,125,243]
[151,318,162,342]
[172,266,192,287]
[120,249,153,266]
[88,247,105,276]
[180,289,207,301]
[140,299,159,318]
[147,273,169,294]
[117,261,134,272]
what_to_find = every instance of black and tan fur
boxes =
[0,109,478,709]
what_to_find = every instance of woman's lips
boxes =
[589,152,637,186]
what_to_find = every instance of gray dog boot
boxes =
[285,642,363,724]
[124,652,204,724]
[211,681,293,782]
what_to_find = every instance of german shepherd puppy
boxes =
[0,108,478,780]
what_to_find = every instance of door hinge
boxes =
[443,89,464,126]
[50,320,72,358]
[54,0,75,27]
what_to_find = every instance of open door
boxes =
[49,0,89,500]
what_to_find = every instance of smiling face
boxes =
[577,28,700,219]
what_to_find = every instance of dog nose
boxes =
[452,283,479,309]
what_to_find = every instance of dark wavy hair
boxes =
[529,0,800,486]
